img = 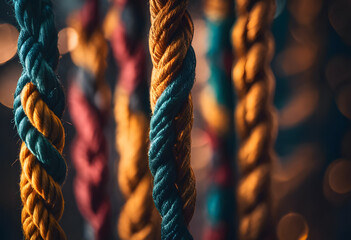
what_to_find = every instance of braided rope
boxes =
[231,0,277,239]
[201,0,236,239]
[68,1,111,239]
[12,0,67,238]
[148,0,196,238]
[111,0,160,239]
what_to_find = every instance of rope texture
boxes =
[201,0,236,239]
[12,0,67,239]
[111,0,161,239]
[148,0,196,238]
[68,1,111,239]
[232,0,277,239]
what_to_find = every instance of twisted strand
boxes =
[201,0,236,239]
[68,2,111,239]
[12,0,67,238]
[111,0,160,239]
[149,0,196,238]
[231,1,277,240]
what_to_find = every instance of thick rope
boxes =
[231,0,277,240]
[111,0,160,239]
[12,0,67,239]
[149,0,196,238]
[200,0,236,239]
[68,1,111,239]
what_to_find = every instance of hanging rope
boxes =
[111,0,160,239]
[148,0,196,239]
[201,0,236,239]
[231,0,277,239]
[68,0,111,239]
[12,0,67,239]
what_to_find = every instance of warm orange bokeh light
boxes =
[328,159,351,194]
[329,0,351,45]
[336,84,351,120]
[0,63,22,109]
[277,212,309,240]
[279,87,318,128]
[0,23,18,64]
[58,27,78,55]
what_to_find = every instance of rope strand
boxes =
[111,0,161,239]
[13,0,67,238]
[149,0,196,238]
[68,1,111,238]
[201,0,236,239]
[231,0,277,239]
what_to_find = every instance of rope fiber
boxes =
[68,0,111,238]
[111,0,161,239]
[232,0,277,239]
[148,0,197,238]
[201,0,236,239]
[12,0,67,238]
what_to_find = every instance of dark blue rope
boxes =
[12,0,66,184]
[149,47,196,240]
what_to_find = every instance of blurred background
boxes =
[1,0,351,239]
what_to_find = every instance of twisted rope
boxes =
[200,0,236,239]
[68,1,111,239]
[12,0,67,238]
[231,0,277,239]
[111,0,160,239]
[148,0,196,238]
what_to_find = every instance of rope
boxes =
[111,0,160,239]
[231,0,277,239]
[148,0,196,238]
[68,0,111,239]
[200,0,236,239]
[12,0,67,238]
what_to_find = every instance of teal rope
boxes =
[149,47,196,240]
[206,17,234,109]
[203,13,236,240]
[12,0,66,184]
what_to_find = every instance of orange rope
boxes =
[232,0,277,239]
[149,0,196,225]
[112,1,161,237]
[115,88,160,239]
[20,82,66,240]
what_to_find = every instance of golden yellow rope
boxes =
[149,0,196,225]
[115,88,160,240]
[20,83,66,240]
[232,1,277,239]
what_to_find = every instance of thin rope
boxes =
[68,0,111,239]
[148,0,197,238]
[12,0,67,238]
[232,0,277,239]
[111,0,161,239]
[201,0,236,239]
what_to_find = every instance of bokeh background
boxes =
[1,0,351,239]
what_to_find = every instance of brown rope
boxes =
[232,1,277,239]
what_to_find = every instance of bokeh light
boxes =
[279,87,318,128]
[328,159,351,195]
[58,27,78,55]
[0,63,21,108]
[277,212,309,240]
[325,56,351,91]
[0,23,18,64]
[329,0,351,45]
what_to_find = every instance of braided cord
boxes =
[68,1,111,239]
[201,0,236,239]
[149,0,196,239]
[232,0,277,239]
[12,0,67,239]
[112,0,160,239]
